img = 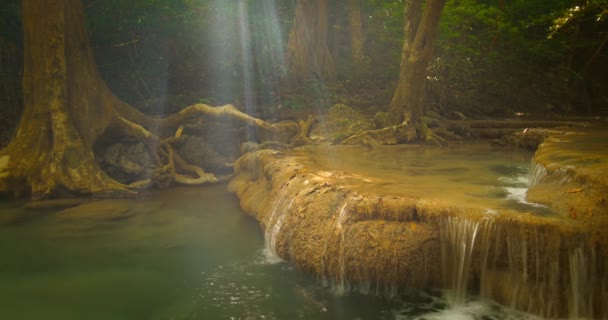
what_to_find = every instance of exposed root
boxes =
[417,121,447,146]
[290,114,316,146]
[113,114,161,164]
[173,152,217,185]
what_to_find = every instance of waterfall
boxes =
[528,159,547,188]
[263,183,297,263]
[437,214,608,318]
[439,216,481,304]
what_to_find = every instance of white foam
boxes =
[395,299,542,320]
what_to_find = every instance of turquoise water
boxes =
[0,185,538,319]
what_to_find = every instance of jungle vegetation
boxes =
[0,0,606,198]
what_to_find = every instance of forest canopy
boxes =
[2,0,606,133]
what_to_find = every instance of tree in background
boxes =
[389,0,447,125]
[347,0,366,68]
[285,0,335,83]
[429,0,607,118]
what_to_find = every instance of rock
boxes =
[373,111,395,129]
[496,128,549,149]
[24,198,87,210]
[228,142,608,318]
[310,104,374,143]
[100,140,154,183]
[177,135,234,175]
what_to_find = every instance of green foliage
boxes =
[84,0,294,114]
[77,0,607,117]
[0,0,21,45]
[0,0,22,143]
[427,0,607,116]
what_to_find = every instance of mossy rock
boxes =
[310,104,374,143]
[373,111,395,129]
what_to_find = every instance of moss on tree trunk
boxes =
[0,0,298,199]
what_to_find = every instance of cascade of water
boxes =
[334,200,352,294]
[263,182,297,263]
[569,247,593,318]
[528,159,547,188]
[439,216,481,304]
[474,221,608,319]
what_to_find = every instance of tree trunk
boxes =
[0,0,298,199]
[285,0,335,83]
[389,0,446,124]
[347,0,365,68]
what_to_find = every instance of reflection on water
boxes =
[0,185,541,319]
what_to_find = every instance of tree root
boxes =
[417,121,447,146]
[290,114,316,146]
[124,124,218,189]
[113,103,299,190]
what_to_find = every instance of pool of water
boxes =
[0,185,541,319]
[290,143,552,215]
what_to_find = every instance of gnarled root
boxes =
[417,121,447,147]
[290,114,316,146]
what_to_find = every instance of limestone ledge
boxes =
[228,149,607,318]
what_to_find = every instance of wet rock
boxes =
[493,128,550,149]
[24,198,87,210]
[228,137,608,318]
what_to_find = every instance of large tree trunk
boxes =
[0,0,298,199]
[347,0,365,68]
[285,0,335,83]
[389,0,446,124]
[0,0,128,198]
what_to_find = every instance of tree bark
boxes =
[0,0,297,199]
[285,0,335,83]
[347,0,365,67]
[389,0,446,124]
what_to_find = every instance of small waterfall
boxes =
[437,215,608,318]
[567,244,608,319]
[263,183,297,263]
[528,159,547,188]
[439,216,481,304]
[323,198,352,294]
[569,247,592,318]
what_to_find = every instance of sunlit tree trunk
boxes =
[347,0,365,67]
[0,0,295,199]
[285,0,335,82]
[389,0,446,124]
[0,0,132,198]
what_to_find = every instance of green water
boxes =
[0,186,400,319]
[0,185,539,319]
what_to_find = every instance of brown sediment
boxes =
[228,129,608,318]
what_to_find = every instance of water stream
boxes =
[0,184,548,319]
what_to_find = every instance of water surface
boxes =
[0,184,540,319]
[290,143,548,214]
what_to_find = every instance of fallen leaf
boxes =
[569,207,577,219]
[565,188,585,193]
